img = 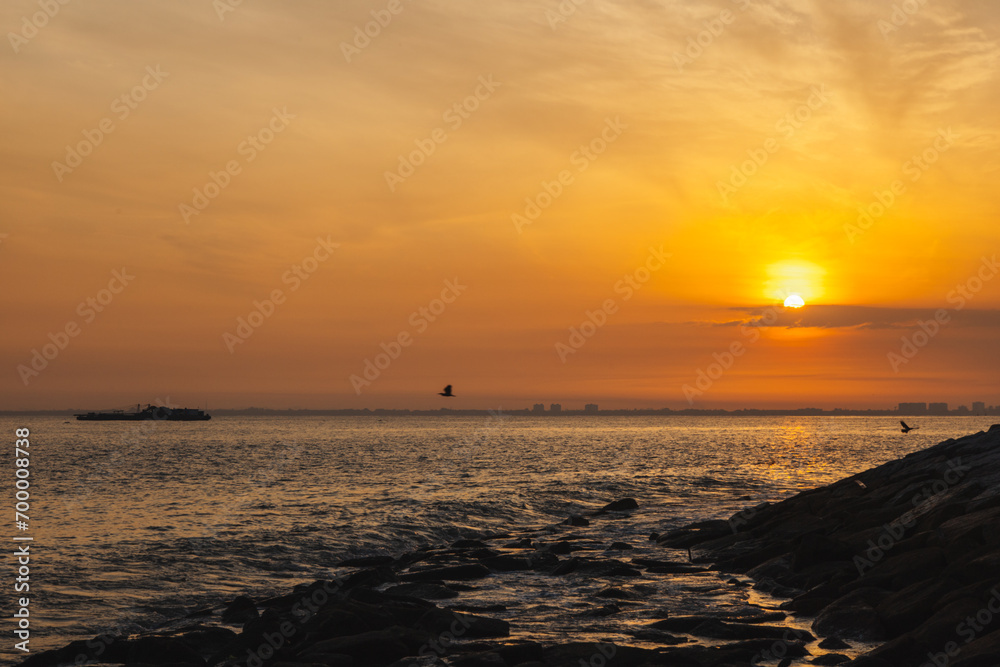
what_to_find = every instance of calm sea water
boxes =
[2,415,995,660]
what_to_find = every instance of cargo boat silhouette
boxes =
[75,404,211,421]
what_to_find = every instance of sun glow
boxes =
[765,260,826,304]
[784,294,806,308]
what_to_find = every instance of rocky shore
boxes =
[21,426,1000,667]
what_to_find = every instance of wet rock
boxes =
[550,557,580,576]
[448,603,507,613]
[812,589,889,642]
[339,565,397,590]
[570,558,642,577]
[753,576,805,598]
[817,637,851,650]
[125,637,209,665]
[400,564,491,582]
[479,554,532,572]
[451,539,489,549]
[301,626,427,665]
[416,608,510,638]
[598,498,639,513]
[874,576,957,637]
[19,639,125,667]
[792,533,854,570]
[527,550,561,570]
[628,628,689,644]
[859,546,947,590]
[503,537,533,549]
[448,651,506,667]
[608,541,633,550]
[656,519,732,548]
[563,515,590,527]
[631,557,708,574]
[689,620,815,642]
[811,654,850,665]
[546,540,575,555]
[542,642,653,666]
[495,642,545,665]
[593,587,634,600]
[952,630,1000,667]
[578,603,621,617]
[660,638,809,665]
[337,555,395,567]
[384,582,459,600]
[221,595,259,624]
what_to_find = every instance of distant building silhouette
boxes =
[898,402,928,415]
[928,402,949,415]
[532,403,545,413]
[550,403,561,413]
[973,401,986,415]
[584,403,598,414]
[956,405,970,414]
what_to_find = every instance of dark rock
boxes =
[811,655,850,665]
[19,638,125,667]
[337,555,395,567]
[400,564,491,582]
[631,557,708,574]
[952,630,1000,667]
[542,642,653,666]
[126,637,209,665]
[447,603,507,613]
[448,651,506,667]
[479,555,532,572]
[339,566,397,590]
[593,587,634,600]
[860,546,947,589]
[608,541,633,550]
[598,498,639,513]
[527,550,561,570]
[221,595,259,624]
[416,608,510,638]
[383,582,459,600]
[812,588,890,642]
[451,539,489,549]
[571,558,641,577]
[874,577,957,637]
[546,541,575,555]
[495,642,545,665]
[658,638,808,665]
[551,557,580,575]
[689,620,814,641]
[817,637,851,650]
[301,626,427,665]
[628,628,689,644]
[503,537,533,549]
[563,515,590,526]
[792,533,854,570]
[578,603,621,617]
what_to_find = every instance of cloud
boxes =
[719,304,1000,329]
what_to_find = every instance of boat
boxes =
[75,404,212,421]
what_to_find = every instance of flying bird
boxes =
[900,421,919,433]
[439,385,455,397]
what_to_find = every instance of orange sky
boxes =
[2,0,999,410]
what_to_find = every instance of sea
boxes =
[3,415,995,663]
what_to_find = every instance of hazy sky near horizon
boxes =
[2,0,999,410]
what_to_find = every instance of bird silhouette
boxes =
[900,420,919,433]
[439,385,455,397]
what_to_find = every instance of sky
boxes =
[2,0,999,410]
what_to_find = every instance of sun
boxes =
[784,294,806,308]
